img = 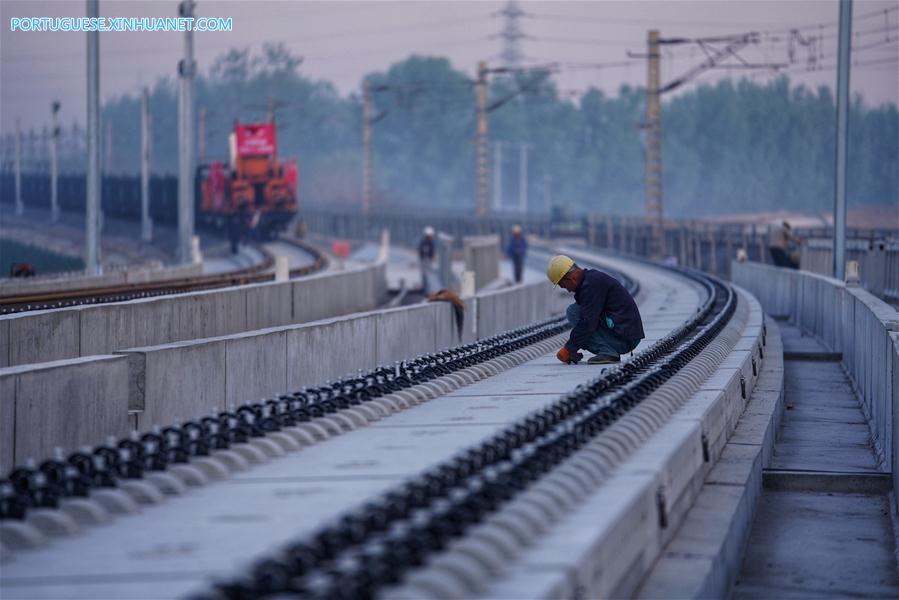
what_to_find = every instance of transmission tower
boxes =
[497,1,526,67]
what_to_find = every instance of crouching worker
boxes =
[546,255,645,365]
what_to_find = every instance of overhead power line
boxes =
[529,4,897,37]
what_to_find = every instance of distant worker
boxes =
[768,220,800,269]
[294,218,308,240]
[228,208,243,255]
[418,226,436,292]
[506,224,528,283]
[546,255,645,365]
[419,226,436,265]
[229,202,255,254]
[228,202,249,255]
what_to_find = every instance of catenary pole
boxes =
[85,0,101,274]
[833,0,852,280]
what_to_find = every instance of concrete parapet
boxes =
[433,301,461,351]
[892,332,899,494]
[732,259,899,507]
[0,318,7,367]
[1,261,387,367]
[476,281,559,339]
[800,237,899,302]
[0,355,130,472]
[463,235,500,290]
[225,328,289,407]
[0,262,203,297]
[3,259,557,466]
[244,281,293,331]
[121,337,228,429]
[287,314,378,389]
[291,264,380,324]
[376,303,440,365]
[6,308,81,366]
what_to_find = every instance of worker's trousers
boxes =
[512,256,524,283]
[566,303,637,358]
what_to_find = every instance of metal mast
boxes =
[85,0,101,274]
[645,30,664,259]
[141,87,153,241]
[493,141,503,210]
[833,0,852,280]
[475,61,489,218]
[14,119,22,216]
[50,101,60,222]
[362,80,373,213]
[178,0,197,264]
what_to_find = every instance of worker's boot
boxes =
[587,354,620,365]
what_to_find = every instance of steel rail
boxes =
[0,316,575,522]
[193,269,736,599]
[0,238,327,314]
[0,260,638,533]
[0,257,637,517]
[200,267,734,599]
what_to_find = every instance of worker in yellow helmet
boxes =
[547,255,644,365]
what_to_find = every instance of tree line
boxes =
[99,43,897,217]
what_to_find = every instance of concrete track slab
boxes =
[0,251,702,599]
[367,393,561,428]
[0,478,398,596]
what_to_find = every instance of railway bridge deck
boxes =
[0,238,896,600]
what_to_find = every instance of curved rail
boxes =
[205,267,733,599]
[0,258,640,522]
[0,238,328,314]
[0,256,735,598]
[0,253,731,600]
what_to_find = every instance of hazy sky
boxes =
[2,0,897,134]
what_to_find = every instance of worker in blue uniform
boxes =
[506,224,528,283]
[546,255,645,365]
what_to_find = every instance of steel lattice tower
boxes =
[498,1,525,67]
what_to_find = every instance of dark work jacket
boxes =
[418,237,435,261]
[506,235,528,259]
[566,268,645,352]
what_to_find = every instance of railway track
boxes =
[0,251,740,600]
[0,238,327,314]
[206,265,732,599]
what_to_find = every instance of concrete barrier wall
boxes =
[800,238,899,303]
[2,268,559,467]
[732,260,899,504]
[463,235,501,290]
[893,333,899,488]
[0,261,387,368]
[475,281,563,339]
[287,313,379,391]
[4,308,82,366]
[0,355,131,472]
[0,262,203,297]
[122,302,459,431]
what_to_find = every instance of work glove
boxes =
[556,347,583,364]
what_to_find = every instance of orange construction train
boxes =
[196,121,299,239]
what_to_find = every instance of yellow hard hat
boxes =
[546,255,575,287]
